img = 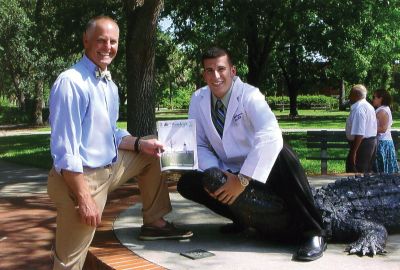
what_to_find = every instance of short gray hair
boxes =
[85,15,118,33]
[351,84,367,99]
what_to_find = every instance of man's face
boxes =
[348,89,360,104]
[83,19,119,70]
[202,55,236,98]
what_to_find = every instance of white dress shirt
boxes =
[345,99,377,141]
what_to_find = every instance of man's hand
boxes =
[76,193,101,227]
[208,171,246,205]
[62,170,101,227]
[139,138,164,157]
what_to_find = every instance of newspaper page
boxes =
[157,119,198,172]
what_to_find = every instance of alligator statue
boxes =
[202,167,400,256]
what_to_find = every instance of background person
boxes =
[372,89,399,173]
[177,47,326,261]
[345,84,377,173]
[48,15,192,270]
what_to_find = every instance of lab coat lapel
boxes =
[199,88,221,140]
[224,77,242,131]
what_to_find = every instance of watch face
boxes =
[238,174,249,187]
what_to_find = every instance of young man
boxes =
[48,16,192,270]
[178,47,326,261]
[345,84,377,173]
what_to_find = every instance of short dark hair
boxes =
[201,47,233,67]
[374,88,392,106]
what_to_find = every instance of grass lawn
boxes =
[1,109,398,174]
[0,131,346,175]
[0,134,52,169]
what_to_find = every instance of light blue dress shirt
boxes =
[49,55,130,173]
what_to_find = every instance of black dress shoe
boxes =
[293,236,327,261]
[219,223,247,234]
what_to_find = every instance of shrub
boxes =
[159,87,193,109]
[267,95,338,110]
[0,106,30,124]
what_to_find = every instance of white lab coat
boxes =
[189,76,283,183]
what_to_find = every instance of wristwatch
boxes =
[238,173,251,188]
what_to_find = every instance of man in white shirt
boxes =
[345,84,377,173]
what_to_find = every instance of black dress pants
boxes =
[177,143,324,237]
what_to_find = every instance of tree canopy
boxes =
[1,0,399,126]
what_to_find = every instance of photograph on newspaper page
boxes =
[156,119,198,172]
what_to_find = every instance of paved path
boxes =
[0,160,53,270]
[1,158,400,269]
[115,193,400,270]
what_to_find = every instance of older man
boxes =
[345,84,377,173]
[48,16,192,270]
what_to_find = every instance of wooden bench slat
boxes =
[306,157,347,160]
[306,130,400,175]
[307,138,347,143]
[307,143,348,148]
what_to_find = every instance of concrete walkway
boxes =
[1,159,400,270]
[114,193,400,270]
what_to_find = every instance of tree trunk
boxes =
[287,82,299,118]
[245,15,263,87]
[339,78,346,110]
[10,73,25,110]
[124,0,163,136]
[33,79,44,125]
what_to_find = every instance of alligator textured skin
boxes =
[202,168,400,256]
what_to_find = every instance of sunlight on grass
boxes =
[0,134,52,169]
[1,109,398,174]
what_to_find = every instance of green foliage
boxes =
[0,106,30,124]
[154,30,197,110]
[163,0,400,116]
[1,1,400,125]
[159,86,193,109]
[267,95,337,110]
[0,97,12,107]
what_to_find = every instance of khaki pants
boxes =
[48,149,172,270]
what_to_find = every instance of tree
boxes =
[124,0,164,136]
[309,0,400,101]
[0,0,32,110]
[154,31,195,109]
[164,0,400,115]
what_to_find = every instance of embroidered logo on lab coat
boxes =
[233,112,243,122]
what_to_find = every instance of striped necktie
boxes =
[212,99,225,137]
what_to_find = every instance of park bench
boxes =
[306,130,400,174]
[310,103,331,111]
[276,102,289,111]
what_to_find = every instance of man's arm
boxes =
[118,135,164,157]
[213,89,282,204]
[376,110,389,134]
[349,135,363,171]
[239,89,283,182]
